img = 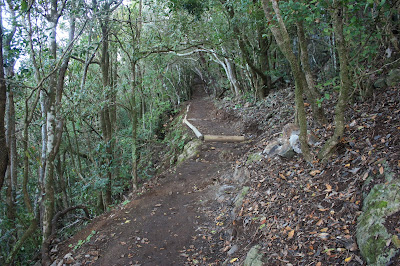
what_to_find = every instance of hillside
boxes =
[51,83,400,265]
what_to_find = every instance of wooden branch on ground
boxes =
[183,117,204,140]
[183,104,204,140]
[203,135,245,142]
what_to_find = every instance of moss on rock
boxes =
[177,139,202,164]
[246,153,263,164]
[244,245,264,266]
[356,168,400,265]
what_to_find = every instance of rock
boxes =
[289,134,301,153]
[386,69,400,86]
[263,139,296,159]
[64,253,75,264]
[374,78,387,89]
[263,123,320,159]
[232,186,250,219]
[279,141,296,158]
[227,244,239,255]
[177,139,202,164]
[244,245,264,266]
[232,166,250,183]
[356,166,400,265]
[234,186,250,208]
[282,123,299,139]
[216,184,235,200]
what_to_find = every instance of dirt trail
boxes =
[59,86,249,265]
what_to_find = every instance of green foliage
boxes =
[161,114,190,167]
[168,0,210,19]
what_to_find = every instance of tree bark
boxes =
[318,1,351,161]
[41,3,75,263]
[96,0,115,207]
[261,0,312,162]
[130,63,139,190]
[0,3,9,194]
[258,24,272,98]
[4,0,17,194]
[296,21,327,125]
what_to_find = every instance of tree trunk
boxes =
[41,6,75,264]
[129,55,139,190]
[210,50,240,97]
[5,89,16,240]
[97,3,114,207]
[258,25,272,97]
[296,21,327,125]
[6,219,38,265]
[224,57,241,97]
[261,0,312,162]
[0,4,8,194]
[318,1,351,161]
[4,0,17,194]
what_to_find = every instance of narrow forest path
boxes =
[58,86,250,265]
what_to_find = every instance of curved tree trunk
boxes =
[261,0,313,162]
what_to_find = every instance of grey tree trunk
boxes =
[261,0,312,162]
[41,4,75,263]
[0,3,8,194]
[296,21,327,125]
[318,1,351,161]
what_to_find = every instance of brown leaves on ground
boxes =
[208,86,399,264]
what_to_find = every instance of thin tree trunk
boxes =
[258,25,272,97]
[97,3,114,207]
[210,50,240,97]
[318,1,351,161]
[296,21,327,125]
[4,0,17,194]
[130,63,139,190]
[0,3,9,194]
[222,0,270,97]
[6,219,38,265]
[42,6,75,264]
[5,91,16,236]
[57,152,68,209]
[261,0,312,162]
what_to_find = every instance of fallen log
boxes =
[183,104,204,139]
[183,117,204,140]
[203,135,245,142]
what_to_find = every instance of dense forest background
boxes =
[0,0,399,264]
